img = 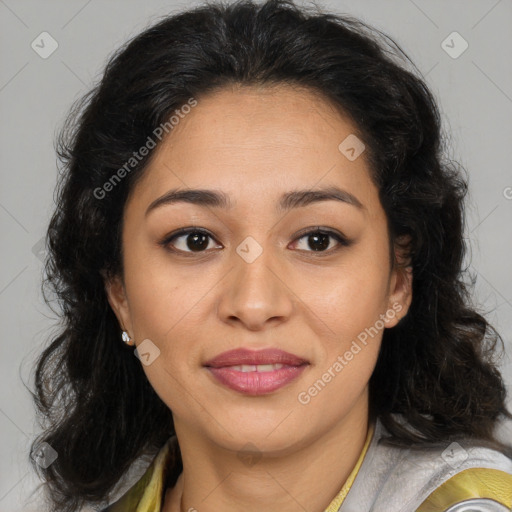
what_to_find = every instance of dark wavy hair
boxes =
[29,0,511,510]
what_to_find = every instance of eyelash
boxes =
[159,226,352,257]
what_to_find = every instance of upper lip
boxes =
[203,348,309,368]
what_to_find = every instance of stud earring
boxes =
[121,331,135,346]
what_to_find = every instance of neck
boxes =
[164,392,370,512]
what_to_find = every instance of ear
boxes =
[103,271,133,337]
[385,234,413,328]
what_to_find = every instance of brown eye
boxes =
[161,229,221,254]
[292,228,351,254]
[160,226,351,257]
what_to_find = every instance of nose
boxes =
[216,239,294,331]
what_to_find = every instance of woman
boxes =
[30,0,512,511]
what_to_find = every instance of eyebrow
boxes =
[145,185,365,217]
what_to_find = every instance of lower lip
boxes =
[205,364,309,395]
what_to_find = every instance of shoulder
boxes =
[340,418,512,512]
[413,439,512,511]
[417,464,512,511]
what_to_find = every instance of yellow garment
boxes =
[104,424,512,511]
[323,423,374,511]
[104,424,375,512]
[417,467,512,511]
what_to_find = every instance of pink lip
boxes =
[203,348,308,367]
[203,348,309,395]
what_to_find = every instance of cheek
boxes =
[298,336,379,430]
[304,252,390,338]
[122,231,206,338]
[297,261,388,419]
[122,251,217,397]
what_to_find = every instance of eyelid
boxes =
[290,226,352,253]
[292,226,350,244]
[159,227,220,255]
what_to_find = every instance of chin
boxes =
[201,407,312,454]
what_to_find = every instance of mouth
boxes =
[225,363,290,372]
[203,347,309,367]
[203,348,310,395]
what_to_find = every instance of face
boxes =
[106,83,412,454]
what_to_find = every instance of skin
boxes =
[105,83,413,512]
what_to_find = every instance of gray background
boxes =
[1,0,511,510]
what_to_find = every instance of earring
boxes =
[121,331,135,346]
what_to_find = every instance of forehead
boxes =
[164,83,357,156]
[127,83,379,216]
